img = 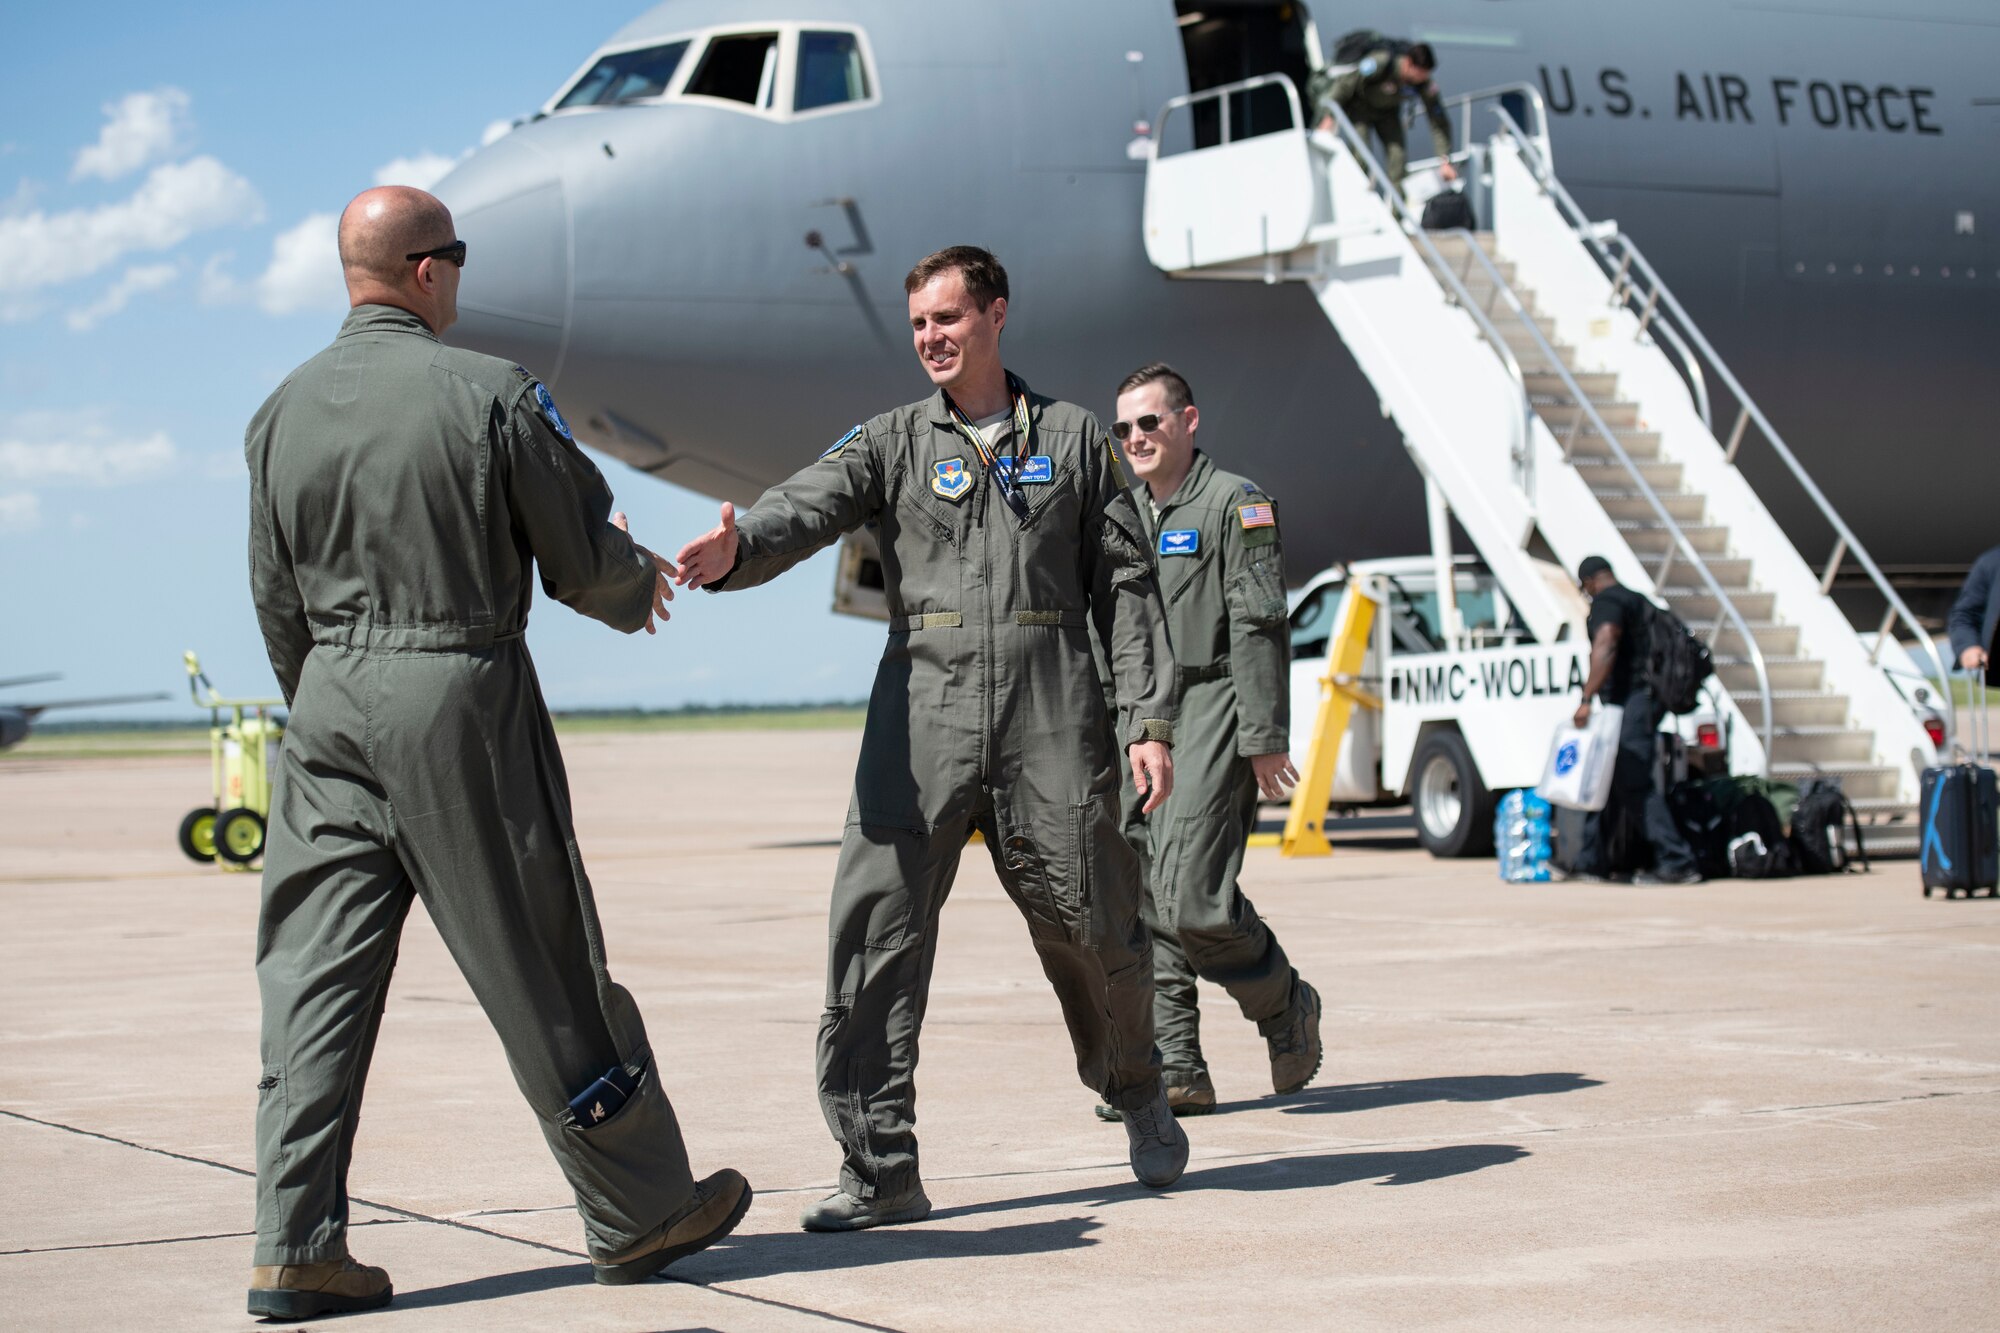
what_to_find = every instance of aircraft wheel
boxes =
[1411,731,1495,859]
[178,807,218,863]
[215,808,267,865]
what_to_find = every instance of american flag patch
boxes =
[1238,502,1275,529]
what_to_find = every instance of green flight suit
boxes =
[710,376,1176,1201]
[244,304,695,1267]
[1120,452,1299,1077]
[1310,48,1454,188]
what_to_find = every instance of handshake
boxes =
[617,501,742,635]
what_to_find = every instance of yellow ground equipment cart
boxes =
[177,652,285,868]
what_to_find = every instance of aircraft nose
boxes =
[435,132,570,377]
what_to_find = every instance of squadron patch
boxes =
[821,424,863,460]
[1159,529,1200,556]
[932,458,972,502]
[1359,56,1380,77]
[533,382,572,441]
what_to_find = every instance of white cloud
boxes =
[373,152,461,191]
[253,212,343,316]
[0,156,262,296]
[481,119,515,147]
[0,491,38,534]
[66,262,178,331]
[0,412,177,487]
[73,88,193,182]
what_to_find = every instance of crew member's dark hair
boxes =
[904,245,1009,309]
[1115,362,1194,411]
[1404,42,1438,72]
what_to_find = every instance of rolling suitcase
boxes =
[1920,674,1998,898]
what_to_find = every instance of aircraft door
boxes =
[1174,2,1318,149]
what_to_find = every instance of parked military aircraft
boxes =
[434,0,1995,597]
[0,675,169,750]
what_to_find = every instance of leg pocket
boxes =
[829,820,934,951]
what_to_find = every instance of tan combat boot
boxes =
[593,1168,753,1285]
[246,1256,392,1320]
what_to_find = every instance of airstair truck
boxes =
[1141,70,1954,859]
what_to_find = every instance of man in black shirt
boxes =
[1572,556,1702,883]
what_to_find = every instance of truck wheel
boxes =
[215,808,267,865]
[1411,731,1495,858]
[178,807,218,863]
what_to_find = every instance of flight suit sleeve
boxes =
[1419,83,1454,163]
[1082,426,1176,747]
[500,385,658,633]
[1947,548,1997,659]
[1311,64,1363,110]
[1223,489,1291,757]
[244,398,311,706]
[711,426,886,592]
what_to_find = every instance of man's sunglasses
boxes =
[406,240,468,268]
[1110,413,1166,441]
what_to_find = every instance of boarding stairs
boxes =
[1141,76,1954,851]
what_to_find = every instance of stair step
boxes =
[1566,429,1664,461]
[1732,692,1852,728]
[1616,522,1730,555]
[1570,456,1683,491]
[1661,587,1777,622]
[1770,763,1901,801]
[1769,727,1877,765]
[1658,556,1753,587]
[1533,396,1640,429]
[1527,370,1621,398]
[1428,229,1500,257]
[1709,621,1803,657]
[1716,657,1825,692]
[1594,491,1707,524]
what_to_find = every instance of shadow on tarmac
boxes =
[684,1215,1105,1283]
[1248,1071,1604,1118]
[391,1262,591,1311]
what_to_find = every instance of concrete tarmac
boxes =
[2,728,1996,1330]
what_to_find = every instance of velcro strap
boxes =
[1015,610,1088,627]
[1181,662,1232,683]
[1138,718,1175,744]
[888,612,962,632]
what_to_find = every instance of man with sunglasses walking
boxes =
[1094,365,1321,1120]
[675,245,1189,1231]
[242,186,748,1319]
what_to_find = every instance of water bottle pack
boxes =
[1496,789,1554,882]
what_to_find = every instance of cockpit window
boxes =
[795,31,869,112]
[554,41,691,109]
[685,32,780,107]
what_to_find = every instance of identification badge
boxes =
[1004,455,1053,484]
[1159,529,1200,556]
[932,458,972,502]
[533,382,572,441]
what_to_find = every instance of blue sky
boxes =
[0,1,886,719]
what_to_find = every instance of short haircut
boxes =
[1404,42,1438,72]
[904,245,1009,309]
[1116,362,1194,411]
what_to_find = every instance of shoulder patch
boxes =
[532,381,572,441]
[1359,55,1379,77]
[1238,502,1276,529]
[821,424,864,460]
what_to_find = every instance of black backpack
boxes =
[1421,190,1477,231]
[1641,602,1714,715]
[1332,28,1394,66]
[1725,794,1794,878]
[1791,779,1867,875]
[1669,780,1732,879]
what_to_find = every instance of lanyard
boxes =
[943,373,1033,520]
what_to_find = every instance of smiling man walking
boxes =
[676,246,1189,1230]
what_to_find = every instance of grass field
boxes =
[3,707,868,761]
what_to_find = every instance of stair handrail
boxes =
[1409,80,1556,175]
[1150,78,1537,498]
[1487,107,1957,750]
[1446,231,1777,770]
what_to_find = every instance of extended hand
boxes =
[1962,645,1989,671]
[611,512,677,634]
[674,502,739,590]
[1439,161,1459,182]
[1249,751,1300,801]
[1128,740,1174,815]
[1572,701,1592,728]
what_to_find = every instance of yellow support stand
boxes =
[1280,581,1381,858]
